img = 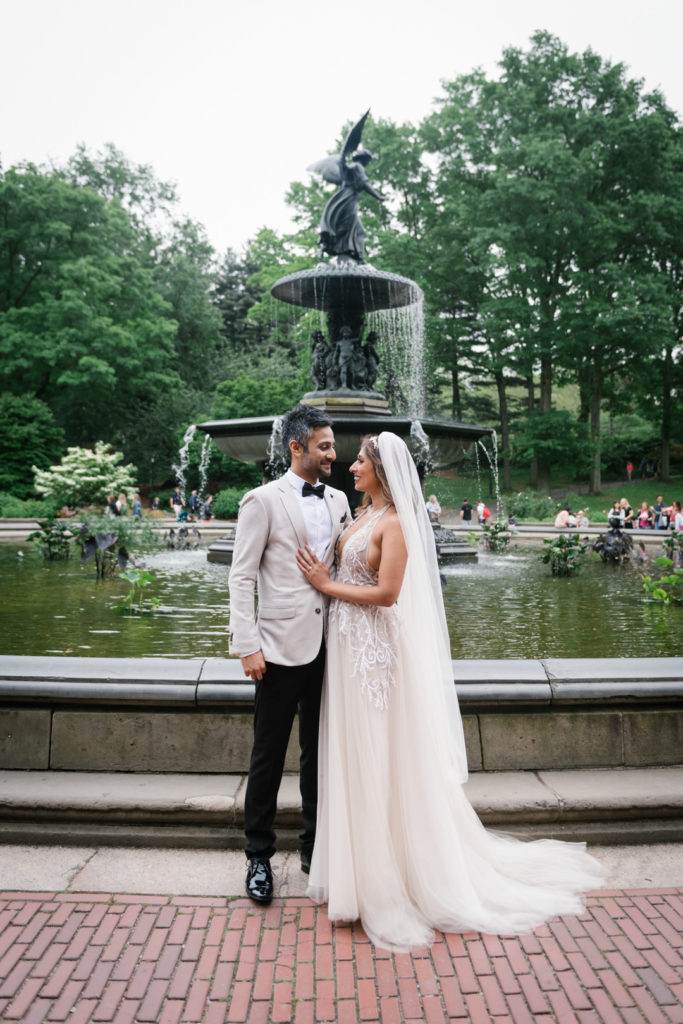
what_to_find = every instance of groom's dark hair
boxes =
[281,404,333,460]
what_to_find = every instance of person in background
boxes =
[636,502,653,529]
[132,494,142,518]
[201,494,214,520]
[626,460,634,482]
[106,494,119,517]
[619,498,634,528]
[188,490,200,519]
[426,494,441,523]
[476,499,485,524]
[459,497,473,524]
[554,505,575,529]
[653,496,665,529]
[151,496,160,511]
[672,501,683,531]
[170,487,184,518]
[115,493,128,516]
[605,501,622,528]
[576,508,590,527]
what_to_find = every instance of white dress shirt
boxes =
[286,469,333,558]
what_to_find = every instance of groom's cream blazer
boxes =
[228,477,351,667]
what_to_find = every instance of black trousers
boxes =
[244,642,325,861]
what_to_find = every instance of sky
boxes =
[2,0,682,257]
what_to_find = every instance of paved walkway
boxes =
[1,868,681,1022]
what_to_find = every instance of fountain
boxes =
[198,112,492,562]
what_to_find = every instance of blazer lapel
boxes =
[324,488,347,555]
[277,479,308,549]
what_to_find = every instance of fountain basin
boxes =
[270,261,421,313]
[198,414,490,470]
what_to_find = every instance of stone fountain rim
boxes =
[270,260,423,313]
[198,415,493,440]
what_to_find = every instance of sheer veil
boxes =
[378,432,468,783]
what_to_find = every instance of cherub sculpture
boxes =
[308,110,385,263]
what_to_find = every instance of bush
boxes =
[0,393,65,498]
[506,491,558,521]
[212,487,250,520]
[33,441,138,507]
[0,492,59,518]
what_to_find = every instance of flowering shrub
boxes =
[33,442,137,507]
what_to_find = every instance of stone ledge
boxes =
[1,767,681,848]
[2,655,682,707]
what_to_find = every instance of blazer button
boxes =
[315,608,321,614]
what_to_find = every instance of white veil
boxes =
[378,432,468,783]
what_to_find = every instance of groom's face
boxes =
[293,426,336,482]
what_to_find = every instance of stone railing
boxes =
[1,655,681,774]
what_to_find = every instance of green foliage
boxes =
[28,518,72,560]
[33,442,138,507]
[116,567,161,614]
[0,492,58,518]
[480,521,514,552]
[211,374,309,419]
[506,491,559,521]
[513,411,591,473]
[642,558,683,605]
[212,487,249,520]
[0,164,181,446]
[0,393,65,498]
[540,533,589,576]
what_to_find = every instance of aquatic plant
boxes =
[541,533,589,576]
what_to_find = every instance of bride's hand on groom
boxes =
[296,545,331,593]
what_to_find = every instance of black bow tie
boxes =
[302,482,326,499]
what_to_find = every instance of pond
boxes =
[2,541,681,660]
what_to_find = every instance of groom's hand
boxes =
[241,651,266,681]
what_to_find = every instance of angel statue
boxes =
[308,110,385,263]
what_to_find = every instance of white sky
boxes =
[2,0,681,256]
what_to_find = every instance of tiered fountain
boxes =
[199,112,491,563]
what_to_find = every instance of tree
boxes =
[422,32,681,491]
[0,164,181,445]
[0,393,65,498]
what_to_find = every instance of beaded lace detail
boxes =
[330,505,400,710]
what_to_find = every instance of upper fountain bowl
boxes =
[271,260,421,313]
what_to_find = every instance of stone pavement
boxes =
[0,845,682,1023]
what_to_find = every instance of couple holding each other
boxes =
[228,405,603,952]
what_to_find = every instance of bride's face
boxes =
[350,448,378,493]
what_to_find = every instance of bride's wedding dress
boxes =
[307,435,604,952]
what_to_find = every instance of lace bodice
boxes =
[330,506,400,710]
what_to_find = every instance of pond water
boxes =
[2,541,681,660]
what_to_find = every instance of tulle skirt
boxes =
[307,619,605,952]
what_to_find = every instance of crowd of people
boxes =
[103,488,215,521]
[603,496,682,531]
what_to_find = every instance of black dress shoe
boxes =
[300,850,311,875]
[246,858,273,903]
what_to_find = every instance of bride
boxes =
[296,432,604,952]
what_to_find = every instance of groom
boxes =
[228,404,351,903]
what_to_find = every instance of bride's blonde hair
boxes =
[359,435,394,510]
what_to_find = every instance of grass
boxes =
[425,471,683,523]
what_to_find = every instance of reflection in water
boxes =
[2,543,681,660]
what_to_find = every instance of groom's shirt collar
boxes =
[286,469,332,559]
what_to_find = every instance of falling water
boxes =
[265,416,287,479]
[198,434,213,497]
[172,424,197,501]
[477,431,503,518]
[369,290,426,418]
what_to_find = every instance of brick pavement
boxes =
[0,889,681,1023]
